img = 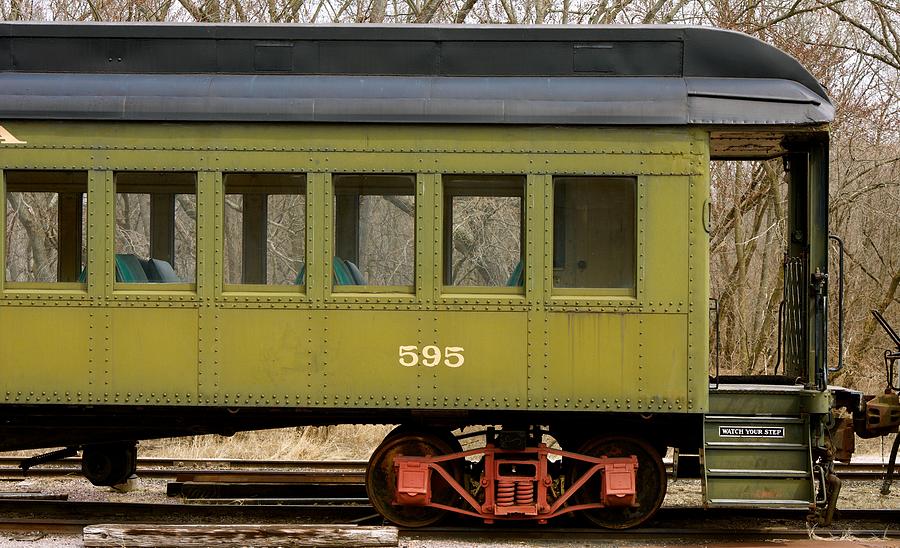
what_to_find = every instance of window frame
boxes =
[111,170,198,293]
[2,169,90,293]
[548,174,645,304]
[327,172,417,296]
[220,172,309,293]
[440,174,527,295]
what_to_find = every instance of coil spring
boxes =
[515,481,534,505]
[496,480,516,506]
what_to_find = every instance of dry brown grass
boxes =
[137,425,395,461]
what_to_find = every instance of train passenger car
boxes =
[1,23,895,528]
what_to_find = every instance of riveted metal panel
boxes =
[198,172,219,403]
[415,173,436,306]
[93,171,114,299]
[431,173,443,304]
[316,310,430,407]
[215,307,315,406]
[544,312,642,410]
[688,132,711,411]
[640,314,690,411]
[320,173,334,302]
[0,121,699,155]
[0,307,93,402]
[305,173,324,305]
[90,171,114,404]
[109,308,198,402]
[197,172,217,301]
[524,174,544,305]
[642,176,689,306]
[432,311,528,409]
[525,174,548,407]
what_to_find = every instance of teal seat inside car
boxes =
[506,259,524,287]
[115,254,149,283]
[344,260,366,285]
[81,256,179,283]
[141,258,181,282]
[293,258,366,286]
[332,257,354,285]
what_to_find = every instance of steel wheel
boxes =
[81,442,136,487]
[366,428,462,527]
[566,435,666,529]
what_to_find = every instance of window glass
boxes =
[443,175,524,287]
[114,172,196,284]
[224,173,306,286]
[553,176,636,289]
[4,171,87,283]
[333,174,415,287]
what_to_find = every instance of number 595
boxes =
[398,345,464,368]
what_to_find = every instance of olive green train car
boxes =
[0,122,709,413]
[1,24,864,528]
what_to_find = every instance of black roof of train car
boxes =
[0,23,833,125]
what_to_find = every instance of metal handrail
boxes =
[710,297,720,389]
[774,300,785,375]
[828,234,845,373]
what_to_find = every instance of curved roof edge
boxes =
[0,24,833,125]
[0,73,833,126]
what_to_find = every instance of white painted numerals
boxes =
[398,346,465,368]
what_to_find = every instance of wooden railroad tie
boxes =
[83,523,399,547]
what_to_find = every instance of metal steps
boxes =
[702,389,815,509]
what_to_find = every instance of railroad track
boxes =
[0,456,367,480]
[0,499,377,534]
[0,501,897,540]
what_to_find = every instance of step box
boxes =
[704,449,811,477]
[705,477,814,507]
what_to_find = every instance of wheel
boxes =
[566,435,666,529]
[82,442,137,486]
[383,425,463,453]
[366,428,462,527]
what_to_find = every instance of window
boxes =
[4,171,87,284]
[332,174,415,288]
[224,173,306,286]
[443,175,524,287]
[552,176,636,290]
[114,172,196,284]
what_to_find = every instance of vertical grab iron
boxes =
[828,234,844,373]
[710,298,720,388]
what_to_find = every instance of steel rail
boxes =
[0,502,896,540]
[403,526,900,542]
[0,499,377,525]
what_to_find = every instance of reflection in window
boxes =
[333,174,415,287]
[553,176,636,289]
[4,171,87,283]
[224,173,306,286]
[443,175,524,287]
[114,172,196,284]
